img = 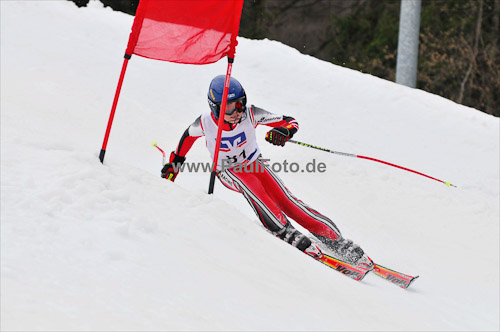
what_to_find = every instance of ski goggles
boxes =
[222,98,245,116]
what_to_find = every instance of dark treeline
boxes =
[71,0,499,117]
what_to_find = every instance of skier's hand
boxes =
[161,152,186,181]
[161,163,178,181]
[265,127,293,147]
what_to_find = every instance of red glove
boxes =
[161,152,186,181]
[265,127,294,147]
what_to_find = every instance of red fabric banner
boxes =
[125,0,244,64]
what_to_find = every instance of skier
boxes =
[161,75,369,265]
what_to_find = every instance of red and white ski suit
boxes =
[171,106,341,246]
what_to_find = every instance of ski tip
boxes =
[151,141,158,147]
[403,275,419,289]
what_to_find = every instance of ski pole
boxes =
[288,139,456,188]
[151,141,166,166]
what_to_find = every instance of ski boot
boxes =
[320,236,370,266]
[330,237,374,270]
[302,240,323,259]
[275,222,323,259]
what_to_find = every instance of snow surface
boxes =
[1,1,499,331]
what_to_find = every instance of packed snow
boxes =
[1,1,499,331]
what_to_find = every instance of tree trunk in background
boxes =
[458,0,483,104]
[492,0,499,59]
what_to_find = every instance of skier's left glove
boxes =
[265,126,296,147]
[161,152,186,182]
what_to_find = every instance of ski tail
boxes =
[373,263,419,289]
[317,254,372,281]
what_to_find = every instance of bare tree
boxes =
[458,0,483,104]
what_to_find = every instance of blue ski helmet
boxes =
[207,75,247,119]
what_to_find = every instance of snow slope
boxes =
[1,1,499,331]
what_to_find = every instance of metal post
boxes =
[396,0,421,88]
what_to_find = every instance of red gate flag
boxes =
[100,0,245,164]
[126,0,244,64]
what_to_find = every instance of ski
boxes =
[316,254,372,281]
[313,253,418,289]
[305,243,417,288]
[371,262,419,289]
